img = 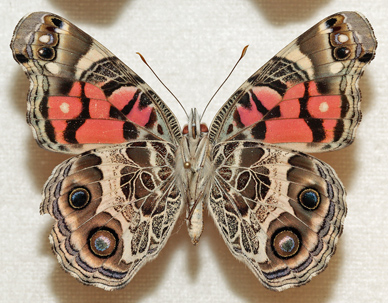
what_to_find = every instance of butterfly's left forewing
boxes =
[11,12,181,153]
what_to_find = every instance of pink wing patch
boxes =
[45,81,158,145]
[108,86,154,127]
[283,82,342,119]
[236,87,282,127]
[75,120,128,143]
[232,81,345,144]
[263,119,337,143]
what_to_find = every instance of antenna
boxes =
[200,45,249,121]
[136,52,189,118]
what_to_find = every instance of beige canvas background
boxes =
[1,0,387,302]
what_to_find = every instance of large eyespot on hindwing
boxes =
[68,187,91,209]
[298,188,320,210]
[88,228,119,258]
[271,228,301,259]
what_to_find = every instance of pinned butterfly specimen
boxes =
[11,11,376,291]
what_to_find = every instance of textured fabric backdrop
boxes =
[1,0,387,302]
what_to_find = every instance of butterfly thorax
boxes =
[176,109,213,244]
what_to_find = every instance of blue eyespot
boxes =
[69,187,90,209]
[298,188,320,210]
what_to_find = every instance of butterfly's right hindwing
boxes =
[208,141,346,291]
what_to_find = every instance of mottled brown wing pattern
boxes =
[209,141,346,291]
[11,12,181,154]
[209,12,376,153]
[41,141,183,289]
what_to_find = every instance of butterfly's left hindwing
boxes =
[41,141,183,289]
[209,141,346,291]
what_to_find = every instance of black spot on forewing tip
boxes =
[325,18,337,28]
[359,52,374,63]
[15,53,29,64]
[51,18,64,28]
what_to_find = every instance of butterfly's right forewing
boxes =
[209,12,376,153]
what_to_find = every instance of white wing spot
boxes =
[337,33,349,43]
[45,62,60,75]
[39,34,51,43]
[60,102,70,114]
[319,102,329,113]
[330,62,343,74]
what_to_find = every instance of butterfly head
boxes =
[182,108,209,140]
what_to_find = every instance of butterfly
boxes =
[11,11,376,291]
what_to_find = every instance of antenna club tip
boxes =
[241,45,249,58]
[136,52,147,64]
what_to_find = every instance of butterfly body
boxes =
[176,109,213,244]
[11,11,376,291]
